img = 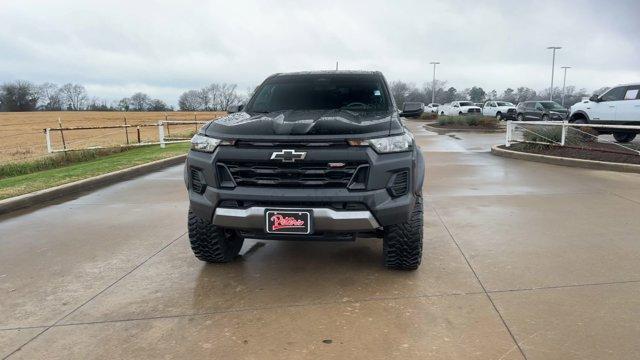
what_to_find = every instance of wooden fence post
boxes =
[58,117,67,151]
[124,116,130,145]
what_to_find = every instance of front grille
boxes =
[218,161,366,188]
[468,108,481,113]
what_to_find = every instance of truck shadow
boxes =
[190,238,419,311]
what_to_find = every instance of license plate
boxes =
[265,210,312,234]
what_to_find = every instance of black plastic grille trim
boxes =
[218,161,366,188]
[387,171,409,197]
[190,167,206,194]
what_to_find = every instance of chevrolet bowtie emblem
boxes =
[270,149,307,163]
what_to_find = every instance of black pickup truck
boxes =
[185,71,425,270]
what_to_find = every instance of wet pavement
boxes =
[2,119,640,359]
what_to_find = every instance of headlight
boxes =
[190,134,221,153]
[357,133,413,153]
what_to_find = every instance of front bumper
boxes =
[213,206,380,231]
[185,144,425,233]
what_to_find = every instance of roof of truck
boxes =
[272,70,381,77]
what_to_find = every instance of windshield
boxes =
[459,101,474,106]
[247,74,389,112]
[539,101,565,110]
[496,102,513,106]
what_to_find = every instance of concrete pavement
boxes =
[2,119,640,359]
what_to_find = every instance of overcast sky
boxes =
[1,0,638,105]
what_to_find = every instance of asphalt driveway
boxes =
[1,119,640,359]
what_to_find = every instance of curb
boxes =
[491,145,640,174]
[0,154,186,216]
[423,124,505,134]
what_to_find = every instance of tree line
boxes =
[0,80,245,112]
[391,80,609,108]
[1,78,609,112]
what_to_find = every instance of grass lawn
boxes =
[0,143,189,200]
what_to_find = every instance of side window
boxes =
[525,102,534,109]
[601,86,627,102]
[623,86,640,100]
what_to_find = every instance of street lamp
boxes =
[560,66,571,106]
[547,46,562,101]
[429,62,440,104]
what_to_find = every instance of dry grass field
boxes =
[0,111,225,163]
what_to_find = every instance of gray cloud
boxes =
[1,0,638,105]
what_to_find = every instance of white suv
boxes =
[425,103,440,113]
[439,101,482,116]
[569,83,640,142]
[482,101,517,120]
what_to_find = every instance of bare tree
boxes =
[59,83,87,110]
[178,90,203,111]
[147,99,170,111]
[218,83,239,110]
[205,83,221,110]
[117,98,131,111]
[130,92,150,111]
[198,88,212,110]
[515,87,537,103]
[389,81,412,108]
[38,82,63,110]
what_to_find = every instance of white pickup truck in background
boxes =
[439,101,482,116]
[482,101,517,120]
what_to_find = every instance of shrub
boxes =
[419,112,438,120]
[520,125,584,145]
[437,115,498,128]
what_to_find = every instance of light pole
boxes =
[547,46,561,101]
[429,62,440,104]
[560,66,571,106]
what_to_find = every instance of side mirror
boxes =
[589,94,600,102]
[227,104,244,113]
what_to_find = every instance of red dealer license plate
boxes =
[265,210,312,234]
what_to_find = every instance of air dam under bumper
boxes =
[213,207,380,232]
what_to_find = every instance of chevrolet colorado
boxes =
[185,71,425,270]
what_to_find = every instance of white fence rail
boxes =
[44,120,207,153]
[505,120,640,155]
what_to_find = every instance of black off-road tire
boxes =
[613,132,636,143]
[188,210,244,263]
[496,112,503,121]
[383,194,423,270]
[517,113,524,121]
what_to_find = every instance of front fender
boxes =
[412,146,425,194]
[569,110,590,122]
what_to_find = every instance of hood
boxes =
[203,109,402,140]
[549,109,569,114]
